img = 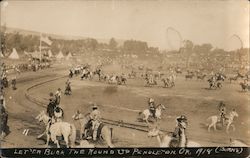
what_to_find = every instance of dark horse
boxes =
[93,69,102,81]
[72,111,114,147]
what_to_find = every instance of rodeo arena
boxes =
[0,2,250,150]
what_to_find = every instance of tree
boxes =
[183,40,194,68]
[109,38,118,50]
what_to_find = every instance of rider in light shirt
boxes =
[218,101,226,126]
[55,88,62,105]
[148,98,156,118]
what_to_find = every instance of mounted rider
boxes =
[69,68,74,78]
[47,92,57,118]
[149,74,154,84]
[53,106,64,122]
[89,103,101,141]
[47,92,64,124]
[171,115,188,147]
[148,98,156,118]
[11,76,17,90]
[218,101,226,126]
[65,79,72,95]
[55,88,62,105]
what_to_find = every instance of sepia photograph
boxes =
[0,0,249,156]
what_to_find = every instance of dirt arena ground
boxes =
[1,64,250,147]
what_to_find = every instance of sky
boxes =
[0,0,249,50]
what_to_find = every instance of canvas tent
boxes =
[56,51,64,59]
[66,52,72,60]
[9,48,19,59]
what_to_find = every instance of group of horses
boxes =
[144,74,176,88]
[33,63,247,148]
[145,107,240,147]
[36,109,114,148]
[69,65,128,85]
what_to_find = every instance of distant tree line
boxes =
[0,30,160,56]
[0,30,248,71]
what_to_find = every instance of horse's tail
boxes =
[69,124,77,147]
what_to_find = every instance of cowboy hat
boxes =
[176,115,187,122]
[148,98,154,103]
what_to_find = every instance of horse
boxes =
[72,111,114,147]
[2,77,8,88]
[161,78,174,88]
[108,75,117,84]
[65,83,72,95]
[81,70,90,80]
[208,78,222,89]
[229,76,238,83]
[69,69,74,78]
[35,111,76,148]
[206,109,239,133]
[138,104,166,124]
[116,76,127,85]
[145,77,157,87]
[239,82,249,92]
[93,69,102,81]
[197,74,206,80]
[185,74,194,80]
[175,68,182,74]
[215,73,226,82]
[147,121,201,147]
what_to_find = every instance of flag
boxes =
[41,35,52,46]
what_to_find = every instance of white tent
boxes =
[66,52,72,60]
[56,51,64,59]
[48,50,53,57]
[9,48,19,59]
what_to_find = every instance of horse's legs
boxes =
[231,124,236,131]
[79,126,84,140]
[55,140,60,148]
[208,123,212,132]
[102,128,114,148]
[37,130,46,139]
[226,123,231,133]
[46,133,50,146]
[64,135,69,148]
[213,123,217,131]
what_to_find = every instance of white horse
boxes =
[138,104,166,124]
[207,109,239,133]
[147,121,201,147]
[108,75,117,84]
[36,111,76,148]
[72,111,114,147]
